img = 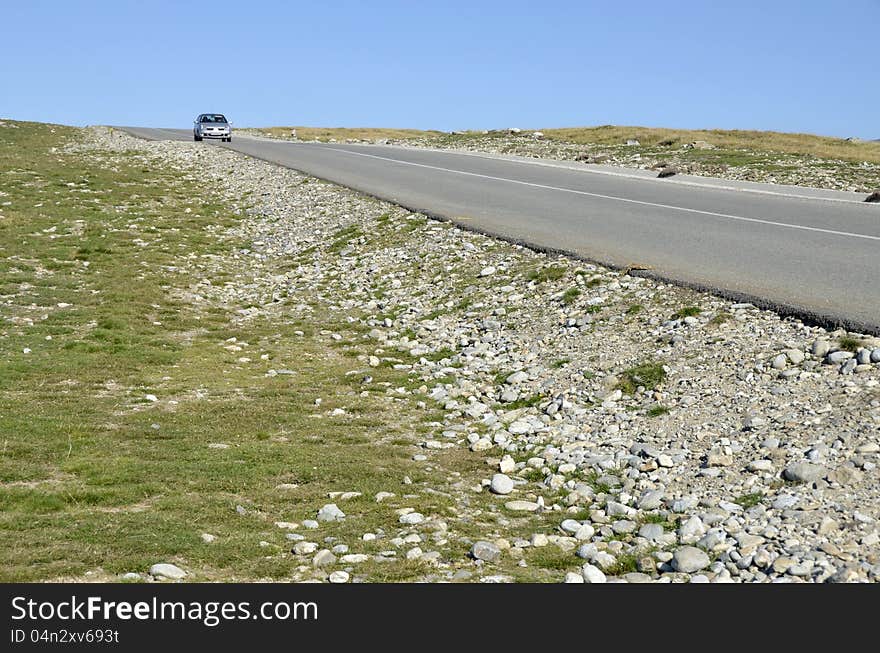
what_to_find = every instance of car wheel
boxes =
[194,134,202,142]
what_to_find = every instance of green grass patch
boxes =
[326,225,363,253]
[526,545,576,571]
[671,306,701,319]
[646,405,670,418]
[708,311,731,326]
[561,287,581,305]
[734,492,764,509]
[501,394,544,410]
[837,337,863,352]
[421,347,457,363]
[527,265,566,283]
[616,362,667,394]
[583,472,612,495]
[604,553,639,577]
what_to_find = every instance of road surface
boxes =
[118,127,880,334]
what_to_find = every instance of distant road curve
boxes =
[118,127,880,334]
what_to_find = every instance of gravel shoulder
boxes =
[4,121,878,583]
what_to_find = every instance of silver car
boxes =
[193,114,232,142]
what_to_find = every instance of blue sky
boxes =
[2,0,877,137]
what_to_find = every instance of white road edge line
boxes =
[312,146,880,243]
[382,145,870,206]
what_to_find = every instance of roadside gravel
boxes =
[89,127,880,582]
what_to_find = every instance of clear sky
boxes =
[2,0,877,137]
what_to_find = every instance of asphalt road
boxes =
[119,127,880,334]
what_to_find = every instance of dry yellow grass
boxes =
[253,123,880,165]
[258,126,441,142]
[540,126,880,164]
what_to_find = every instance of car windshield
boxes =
[200,115,228,123]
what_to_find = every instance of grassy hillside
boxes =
[541,126,880,165]
[253,124,880,165]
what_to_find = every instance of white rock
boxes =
[149,563,186,580]
[328,570,350,583]
[317,503,345,522]
[490,473,514,495]
[505,500,539,512]
[312,549,337,567]
[581,564,607,583]
[341,554,369,563]
[560,519,582,534]
[574,524,595,541]
[293,542,318,555]
[470,438,493,451]
[747,460,774,472]
[399,512,424,525]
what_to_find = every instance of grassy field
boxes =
[0,121,585,583]
[540,126,880,165]
[0,121,439,581]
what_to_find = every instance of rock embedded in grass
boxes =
[293,541,318,555]
[329,570,350,583]
[504,500,539,512]
[149,563,186,580]
[312,549,337,567]
[470,541,501,562]
[560,519,583,534]
[489,473,514,495]
[399,512,425,525]
[341,554,369,563]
